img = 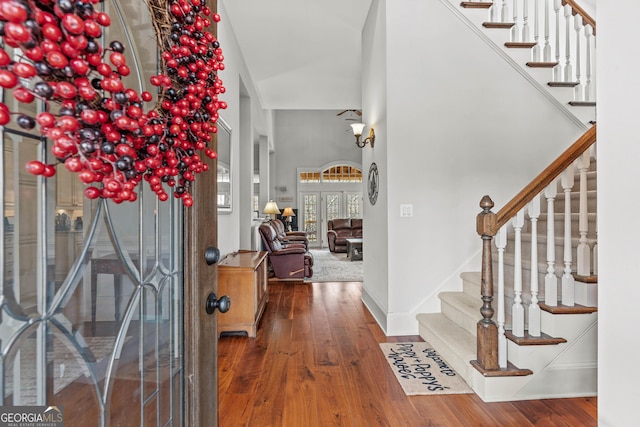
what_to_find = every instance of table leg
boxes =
[114,274,122,322]
[91,266,97,335]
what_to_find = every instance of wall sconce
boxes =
[282,207,295,232]
[350,123,375,148]
[263,200,281,219]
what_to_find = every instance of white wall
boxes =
[362,0,588,335]
[361,0,390,329]
[217,2,273,255]
[597,1,640,425]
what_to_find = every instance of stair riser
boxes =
[460,273,539,333]
[541,310,598,339]
[496,245,594,276]
[498,234,597,276]
[522,215,597,237]
[462,272,552,310]
[552,193,597,214]
[496,262,565,302]
[441,299,479,336]
[549,171,597,192]
[417,322,475,385]
[463,278,481,298]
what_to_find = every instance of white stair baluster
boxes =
[552,0,561,80]
[491,0,501,23]
[511,0,520,42]
[593,232,598,275]
[577,151,591,275]
[573,16,584,101]
[521,0,530,42]
[496,228,508,369]
[502,0,510,23]
[512,209,525,337]
[544,181,558,306]
[528,197,541,336]
[561,165,575,306]
[532,0,540,61]
[563,5,573,82]
[584,24,594,101]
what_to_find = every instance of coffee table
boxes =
[346,238,363,261]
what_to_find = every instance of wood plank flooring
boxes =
[218,281,597,426]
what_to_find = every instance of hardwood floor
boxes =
[218,281,597,426]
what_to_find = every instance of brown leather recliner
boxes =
[327,218,362,253]
[259,222,313,279]
[270,219,309,249]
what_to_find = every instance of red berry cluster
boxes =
[0,0,226,207]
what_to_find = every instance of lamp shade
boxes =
[282,207,295,217]
[350,122,366,137]
[263,200,281,215]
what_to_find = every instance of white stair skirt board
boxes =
[575,280,598,306]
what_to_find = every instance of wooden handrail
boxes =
[495,124,596,229]
[562,0,596,34]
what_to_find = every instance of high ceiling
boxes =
[221,0,373,111]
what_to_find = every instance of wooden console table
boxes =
[217,250,268,337]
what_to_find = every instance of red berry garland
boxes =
[0,0,226,207]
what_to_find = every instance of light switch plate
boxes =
[400,204,413,217]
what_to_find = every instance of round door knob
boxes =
[204,246,220,265]
[205,293,230,314]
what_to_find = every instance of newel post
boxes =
[475,196,499,371]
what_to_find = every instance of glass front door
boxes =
[1,2,185,426]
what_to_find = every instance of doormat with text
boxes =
[379,341,473,395]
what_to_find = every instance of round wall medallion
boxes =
[367,162,379,205]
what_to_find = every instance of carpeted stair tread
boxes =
[439,292,481,336]
[416,313,476,385]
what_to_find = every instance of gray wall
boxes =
[273,110,363,207]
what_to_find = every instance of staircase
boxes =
[416,0,598,402]
[417,154,598,401]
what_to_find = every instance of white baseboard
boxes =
[361,287,387,333]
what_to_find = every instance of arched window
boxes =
[299,165,362,183]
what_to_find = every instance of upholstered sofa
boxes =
[259,222,313,279]
[327,218,362,253]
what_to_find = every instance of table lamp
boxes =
[282,207,295,231]
[263,200,281,219]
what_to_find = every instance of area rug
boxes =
[379,342,473,395]
[306,249,363,282]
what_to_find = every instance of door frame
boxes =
[296,162,364,248]
[183,140,219,425]
[183,1,219,425]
